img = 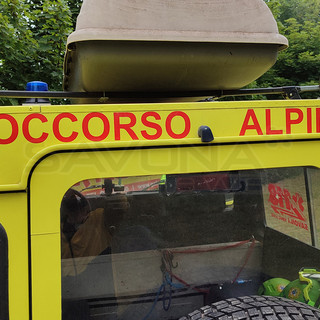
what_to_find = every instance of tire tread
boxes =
[179,296,320,320]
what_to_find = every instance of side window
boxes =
[59,168,319,320]
[261,167,312,245]
[308,168,320,248]
[0,224,8,320]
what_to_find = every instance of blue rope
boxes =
[164,273,184,289]
[141,273,186,320]
[162,282,172,311]
[142,283,165,320]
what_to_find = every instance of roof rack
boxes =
[0,85,319,101]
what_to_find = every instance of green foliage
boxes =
[0,0,36,89]
[0,0,319,104]
[0,0,80,105]
[264,0,282,22]
[270,0,320,25]
[260,0,320,98]
[29,0,73,88]
[66,0,82,29]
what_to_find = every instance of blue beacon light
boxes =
[26,81,49,92]
[25,81,50,104]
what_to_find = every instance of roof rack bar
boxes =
[299,85,320,93]
[0,85,318,100]
[0,91,102,99]
[217,85,319,100]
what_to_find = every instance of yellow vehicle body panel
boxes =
[30,140,320,320]
[1,99,320,320]
[0,193,29,319]
[1,99,320,191]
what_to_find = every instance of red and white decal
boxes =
[268,183,308,230]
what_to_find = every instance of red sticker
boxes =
[268,183,308,230]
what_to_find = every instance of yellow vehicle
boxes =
[1,1,320,320]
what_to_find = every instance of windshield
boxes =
[60,167,319,320]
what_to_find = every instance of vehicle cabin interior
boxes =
[61,168,320,319]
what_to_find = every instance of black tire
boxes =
[178,295,320,319]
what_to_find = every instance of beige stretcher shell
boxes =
[63,0,288,97]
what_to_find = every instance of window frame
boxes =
[29,141,320,319]
[305,167,320,248]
